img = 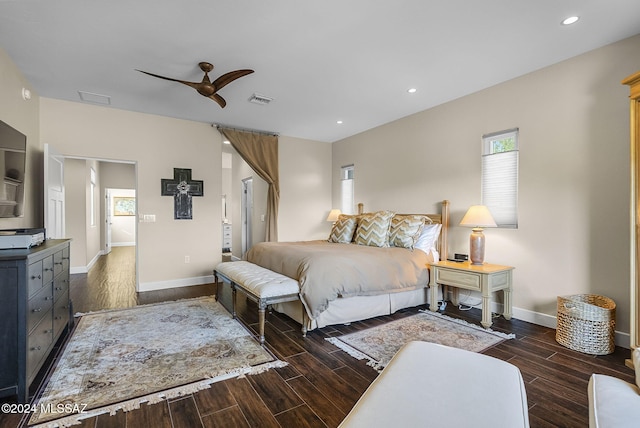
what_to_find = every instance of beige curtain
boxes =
[219,127,279,242]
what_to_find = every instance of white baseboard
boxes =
[138,275,215,292]
[111,242,136,247]
[509,304,630,349]
[69,251,102,274]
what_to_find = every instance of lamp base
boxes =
[469,228,485,265]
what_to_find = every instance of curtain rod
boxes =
[212,123,279,137]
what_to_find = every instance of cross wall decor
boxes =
[161,168,203,220]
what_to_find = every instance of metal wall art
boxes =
[161,168,203,220]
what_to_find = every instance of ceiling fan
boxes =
[136,62,254,108]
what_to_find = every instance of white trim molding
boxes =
[138,275,215,293]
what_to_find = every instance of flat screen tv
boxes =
[0,120,26,218]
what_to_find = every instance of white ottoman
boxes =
[339,341,530,428]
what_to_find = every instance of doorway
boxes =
[241,177,253,258]
[45,149,139,309]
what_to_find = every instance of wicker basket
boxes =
[556,294,616,355]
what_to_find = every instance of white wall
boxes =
[333,34,640,340]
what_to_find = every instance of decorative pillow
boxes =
[354,210,395,247]
[328,216,357,243]
[414,223,442,258]
[389,215,429,249]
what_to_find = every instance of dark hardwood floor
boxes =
[1,248,635,427]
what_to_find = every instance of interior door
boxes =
[241,177,253,258]
[44,144,65,239]
[104,189,112,255]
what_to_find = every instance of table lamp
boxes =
[326,209,342,223]
[459,205,497,265]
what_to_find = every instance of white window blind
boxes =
[341,165,354,215]
[481,129,518,228]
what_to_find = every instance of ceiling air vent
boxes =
[248,93,273,105]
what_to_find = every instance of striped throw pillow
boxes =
[354,211,395,247]
[328,216,357,243]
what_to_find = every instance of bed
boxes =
[245,200,450,331]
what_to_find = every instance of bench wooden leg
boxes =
[213,271,219,302]
[258,301,267,344]
[301,306,307,338]
[231,284,237,319]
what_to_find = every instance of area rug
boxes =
[326,310,515,371]
[28,296,286,428]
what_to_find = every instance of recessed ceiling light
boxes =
[337,120,343,125]
[223,139,230,145]
[407,88,417,93]
[562,16,579,25]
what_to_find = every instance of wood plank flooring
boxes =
[1,248,635,427]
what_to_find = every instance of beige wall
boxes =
[39,99,222,290]
[333,34,640,342]
[279,136,332,242]
[0,48,40,229]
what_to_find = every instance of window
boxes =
[90,167,96,227]
[481,129,518,228]
[341,164,355,215]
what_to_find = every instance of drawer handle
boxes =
[44,329,52,334]
[55,287,63,291]
[44,267,52,272]
[44,296,51,301]
[30,346,42,351]
[54,262,63,266]
[31,274,42,280]
[32,308,42,313]
[62,257,70,261]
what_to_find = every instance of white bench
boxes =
[214,261,306,344]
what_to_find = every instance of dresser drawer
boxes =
[27,310,54,383]
[435,269,481,291]
[53,272,69,302]
[53,250,64,277]
[27,260,43,297]
[53,291,70,337]
[27,285,54,334]
[42,255,54,285]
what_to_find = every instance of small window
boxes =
[481,129,518,228]
[341,164,355,215]
[90,167,96,227]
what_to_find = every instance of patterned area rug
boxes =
[326,310,515,371]
[29,296,286,427]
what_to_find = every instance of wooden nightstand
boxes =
[428,260,514,328]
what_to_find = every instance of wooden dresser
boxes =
[0,239,71,403]
[222,223,232,252]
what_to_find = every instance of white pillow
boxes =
[414,223,442,260]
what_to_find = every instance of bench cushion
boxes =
[215,261,299,298]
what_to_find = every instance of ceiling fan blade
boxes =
[209,93,227,108]
[136,69,199,90]
[212,69,254,91]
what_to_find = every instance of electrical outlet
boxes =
[184,255,190,263]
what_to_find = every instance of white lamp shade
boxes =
[460,205,497,228]
[326,209,342,222]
